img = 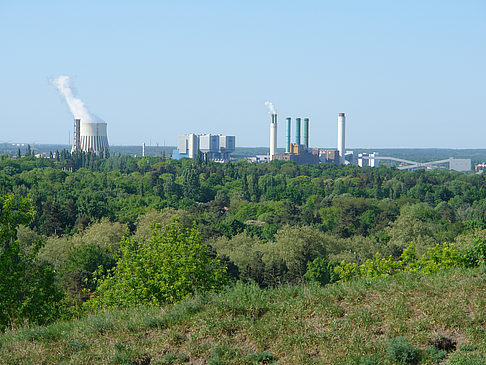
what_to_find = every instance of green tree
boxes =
[259,225,328,285]
[0,194,63,330]
[88,223,226,308]
[181,165,200,200]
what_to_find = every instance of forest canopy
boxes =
[1,151,486,328]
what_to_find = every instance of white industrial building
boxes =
[173,134,235,162]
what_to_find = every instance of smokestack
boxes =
[142,142,146,157]
[285,117,291,153]
[269,113,277,160]
[295,118,301,145]
[338,113,346,165]
[72,118,80,153]
[303,118,309,150]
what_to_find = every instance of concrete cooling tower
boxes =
[72,119,109,154]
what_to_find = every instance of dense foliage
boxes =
[0,194,63,330]
[2,150,486,326]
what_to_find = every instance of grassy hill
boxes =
[1,268,485,364]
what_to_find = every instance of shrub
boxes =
[334,242,465,282]
[385,336,421,364]
[304,257,339,285]
[88,223,226,308]
[463,235,486,268]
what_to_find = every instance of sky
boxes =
[0,0,485,148]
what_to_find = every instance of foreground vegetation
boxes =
[1,267,485,364]
[1,152,486,362]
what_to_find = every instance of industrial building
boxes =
[71,118,109,155]
[272,116,319,165]
[358,152,380,167]
[173,134,235,162]
[312,149,340,164]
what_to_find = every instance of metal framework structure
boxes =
[359,156,464,171]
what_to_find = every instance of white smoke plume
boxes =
[51,75,102,123]
[264,101,276,115]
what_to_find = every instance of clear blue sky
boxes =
[1,0,485,148]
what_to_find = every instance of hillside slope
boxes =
[1,268,485,364]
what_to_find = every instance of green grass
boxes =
[1,267,485,364]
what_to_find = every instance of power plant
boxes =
[71,118,109,155]
[272,115,318,165]
[263,108,470,171]
[52,76,109,155]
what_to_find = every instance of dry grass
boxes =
[1,267,485,364]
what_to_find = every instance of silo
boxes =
[80,122,109,155]
[303,118,309,150]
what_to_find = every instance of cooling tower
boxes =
[80,122,109,155]
[285,117,291,153]
[303,118,309,150]
[270,113,277,159]
[337,113,346,165]
[295,118,301,145]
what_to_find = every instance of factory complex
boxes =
[61,108,471,172]
[264,109,471,172]
[50,77,472,172]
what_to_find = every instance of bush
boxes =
[334,242,465,282]
[88,223,226,308]
[463,235,486,268]
[385,336,420,364]
[304,257,339,286]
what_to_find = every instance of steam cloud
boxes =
[264,101,276,115]
[51,75,102,123]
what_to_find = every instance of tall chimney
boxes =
[295,118,301,145]
[142,142,146,157]
[303,118,309,150]
[269,113,277,160]
[72,118,80,153]
[337,113,346,165]
[286,117,291,153]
